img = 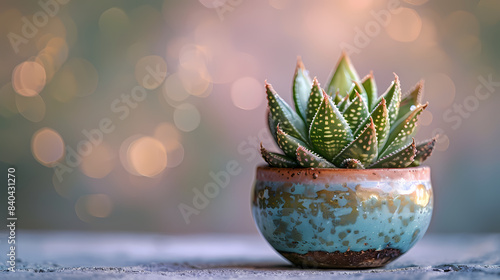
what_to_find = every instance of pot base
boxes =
[279,248,402,269]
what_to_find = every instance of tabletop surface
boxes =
[1,232,499,279]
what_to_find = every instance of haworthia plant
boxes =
[260,53,437,169]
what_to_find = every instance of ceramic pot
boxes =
[252,166,433,268]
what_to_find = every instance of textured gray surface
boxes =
[0,232,499,279]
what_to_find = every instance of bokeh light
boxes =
[154,122,182,151]
[166,142,185,168]
[418,110,433,126]
[119,134,143,176]
[178,67,213,97]
[386,8,422,43]
[31,128,65,166]
[436,134,450,152]
[173,103,201,132]
[162,73,191,103]
[127,137,167,177]
[230,77,263,110]
[80,143,115,179]
[12,61,47,97]
[75,194,113,222]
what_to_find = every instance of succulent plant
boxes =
[260,53,437,169]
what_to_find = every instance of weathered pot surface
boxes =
[252,165,433,268]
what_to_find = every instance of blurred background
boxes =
[0,0,499,235]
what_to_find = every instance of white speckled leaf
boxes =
[377,74,401,126]
[306,77,323,129]
[309,92,352,160]
[340,158,365,169]
[398,80,423,121]
[338,94,350,112]
[296,145,336,168]
[276,125,310,159]
[347,80,369,107]
[409,136,437,167]
[354,98,390,152]
[380,103,427,158]
[260,143,298,168]
[266,82,308,143]
[370,139,416,168]
[333,119,378,167]
[343,91,369,132]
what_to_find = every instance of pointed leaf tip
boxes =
[276,125,309,159]
[309,93,353,160]
[380,102,426,157]
[292,58,312,122]
[343,90,369,132]
[398,79,425,120]
[326,52,360,97]
[410,135,437,166]
[267,82,308,142]
[260,142,298,168]
[333,118,378,167]
[370,139,416,168]
[341,158,365,169]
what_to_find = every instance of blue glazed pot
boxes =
[252,166,433,268]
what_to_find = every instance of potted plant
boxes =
[253,53,437,268]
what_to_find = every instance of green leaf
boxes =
[333,91,342,105]
[353,98,390,151]
[266,82,308,142]
[260,143,298,168]
[309,92,353,160]
[348,80,369,106]
[397,80,423,121]
[343,90,369,132]
[338,94,350,112]
[380,103,427,158]
[326,52,360,97]
[361,72,377,111]
[370,139,416,168]
[378,74,401,126]
[340,158,365,169]
[267,110,278,145]
[296,145,336,168]
[306,77,323,129]
[292,57,313,122]
[276,125,309,159]
[333,119,378,167]
[409,136,437,167]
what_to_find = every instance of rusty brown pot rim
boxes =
[256,165,430,183]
